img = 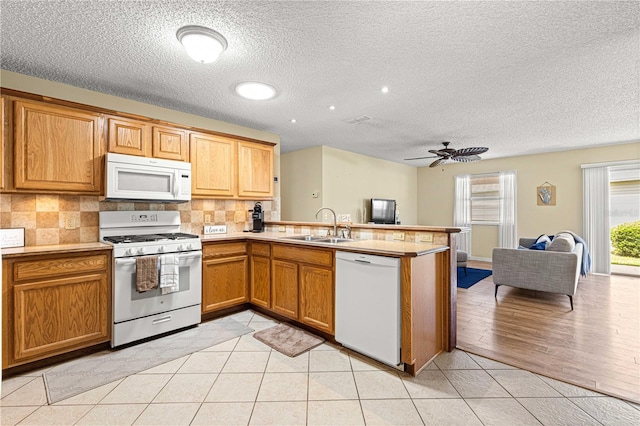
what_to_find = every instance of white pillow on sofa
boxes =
[547,232,575,252]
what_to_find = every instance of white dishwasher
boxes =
[335,251,401,367]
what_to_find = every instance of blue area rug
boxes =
[458,267,492,289]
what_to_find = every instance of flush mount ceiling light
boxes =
[235,82,277,100]
[176,25,227,63]
[381,86,389,94]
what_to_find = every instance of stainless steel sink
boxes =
[315,237,355,244]
[280,235,325,241]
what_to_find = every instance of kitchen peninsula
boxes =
[201,221,462,375]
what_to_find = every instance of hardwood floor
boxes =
[456,260,640,404]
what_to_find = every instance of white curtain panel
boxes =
[582,166,610,274]
[499,171,518,248]
[454,174,471,253]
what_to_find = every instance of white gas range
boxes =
[99,211,202,347]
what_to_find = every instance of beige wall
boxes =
[417,142,640,259]
[322,146,417,224]
[280,146,324,222]
[281,146,418,225]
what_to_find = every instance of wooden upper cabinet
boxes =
[107,116,151,157]
[190,132,236,197]
[237,141,274,198]
[14,100,103,193]
[152,126,188,161]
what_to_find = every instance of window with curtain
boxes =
[455,171,517,252]
[470,175,500,224]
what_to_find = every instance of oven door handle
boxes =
[115,252,202,265]
[178,252,202,260]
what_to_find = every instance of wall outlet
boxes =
[419,234,433,243]
[204,225,227,235]
[393,232,405,241]
[278,226,286,232]
[205,214,211,223]
[65,217,76,230]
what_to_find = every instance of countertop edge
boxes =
[1,242,112,258]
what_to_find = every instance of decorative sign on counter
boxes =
[1,228,25,248]
[204,225,227,235]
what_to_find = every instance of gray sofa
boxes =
[492,237,583,310]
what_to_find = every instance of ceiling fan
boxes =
[405,142,489,168]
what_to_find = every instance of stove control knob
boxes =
[137,248,145,255]
[186,243,193,250]
[177,244,184,251]
[158,246,167,253]
[125,248,135,256]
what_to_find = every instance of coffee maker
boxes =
[249,202,264,232]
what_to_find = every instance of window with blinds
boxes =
[470,174,500,224]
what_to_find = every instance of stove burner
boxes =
[103,232,199,244]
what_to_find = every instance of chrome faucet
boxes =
[315,207,337,237]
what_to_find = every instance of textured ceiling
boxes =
[1,1,639,166]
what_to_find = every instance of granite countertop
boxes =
[1,233,449,259]
[202,231,449,257]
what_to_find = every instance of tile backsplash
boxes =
[0,194,279,246]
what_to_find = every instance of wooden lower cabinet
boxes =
[250,255,271,309]
[271,259,299,319]
[2,250,111,369]
[299,265,334,333]
[201,242,249,313]
[269,244,335,334]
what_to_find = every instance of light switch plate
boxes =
[204,225,227,235]
[0,228,25,248]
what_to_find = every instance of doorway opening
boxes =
[609,166,640,276]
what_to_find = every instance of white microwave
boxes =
[104,153,191,203]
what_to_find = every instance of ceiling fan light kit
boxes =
[404,141,489,167]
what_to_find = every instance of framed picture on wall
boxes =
[537,183,556,206]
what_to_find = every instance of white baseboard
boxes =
[469,256,492,263]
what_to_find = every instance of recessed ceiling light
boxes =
[235,82,277,100]
[329,105,336,110]
[290,119,297,123]
[381,86,389,94]
[176,25,227,63]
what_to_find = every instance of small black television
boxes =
[370,198,396,224]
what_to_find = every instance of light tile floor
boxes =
[2,309,640,425]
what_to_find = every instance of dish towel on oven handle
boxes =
[136,256,159,292]
[159,253,180,294]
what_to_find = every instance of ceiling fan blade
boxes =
[404,155,439,160]
[453,147,489,156]
[429,158,446,168]
[452,155,481,162]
